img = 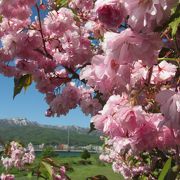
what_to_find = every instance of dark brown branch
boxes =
[35,4,51,58]
[145,66,153,86]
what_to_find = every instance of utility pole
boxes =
[67,126,70,152]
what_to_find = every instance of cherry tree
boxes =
[0,0,179,179]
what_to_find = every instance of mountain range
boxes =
[0,118,101,146]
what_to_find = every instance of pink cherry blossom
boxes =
[0,1,179,179]
[1,141,35,170]
[123,0,178,32]
[52,166,67,180]
[93,94,146,139]
[0,0,35,20]
[131,60,177,86]
[0,174,14,180]
[156,90,180,129]
[131,60,148,86]
[44,8,76,36]
[80,93,102,116]
[69,0,94,12]
[79,87,102,116]
[53,30,92,67]
[103,29,161,66]
[151,60,177,84]
[112,161,132,179]
[48,82,81,116]
[95,0,126,28]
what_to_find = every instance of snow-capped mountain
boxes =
[0,118,101,146]
[0,118,38,126]
[0,118,96,134]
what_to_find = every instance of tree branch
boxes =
[35,4,52,58]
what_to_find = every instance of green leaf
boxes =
[41,161,53,180]
[23,74,32,91]
[55,0,68,8]
[169,17,180,37]
[13,74,32,99]
[158,158,172,180]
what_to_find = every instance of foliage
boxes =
[81,149,91,160]
[41,146,57,158]
[158,158,172,180]
[13,74,32,99]
[169,17,180,37]
[168,4,180,37]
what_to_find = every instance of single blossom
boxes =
[95,0,126,28]
[156,90,180,129]
[151,60,177,84]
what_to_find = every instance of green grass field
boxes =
[0,155,124,180]
[68,164,122,180]
[54,156,124,180]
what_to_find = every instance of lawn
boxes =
[55,155,124,180]
[0,155,124,180]
[68,164,123,180]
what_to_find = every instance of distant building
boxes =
[39,144,44,149]
[58,144,64,150]
[58,144,69,150]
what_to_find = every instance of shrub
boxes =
[81,149,91,160]
[41,146,57,158]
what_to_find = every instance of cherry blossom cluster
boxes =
[93,94,180,152]
[99,146,151,179]
[1,141,35,170]
[0,0,179,179]
[0,173,14,180]
[94,93,179,178]
[52,166,67,180]
[45,82,102,116]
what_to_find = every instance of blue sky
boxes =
[0,75,91,127]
